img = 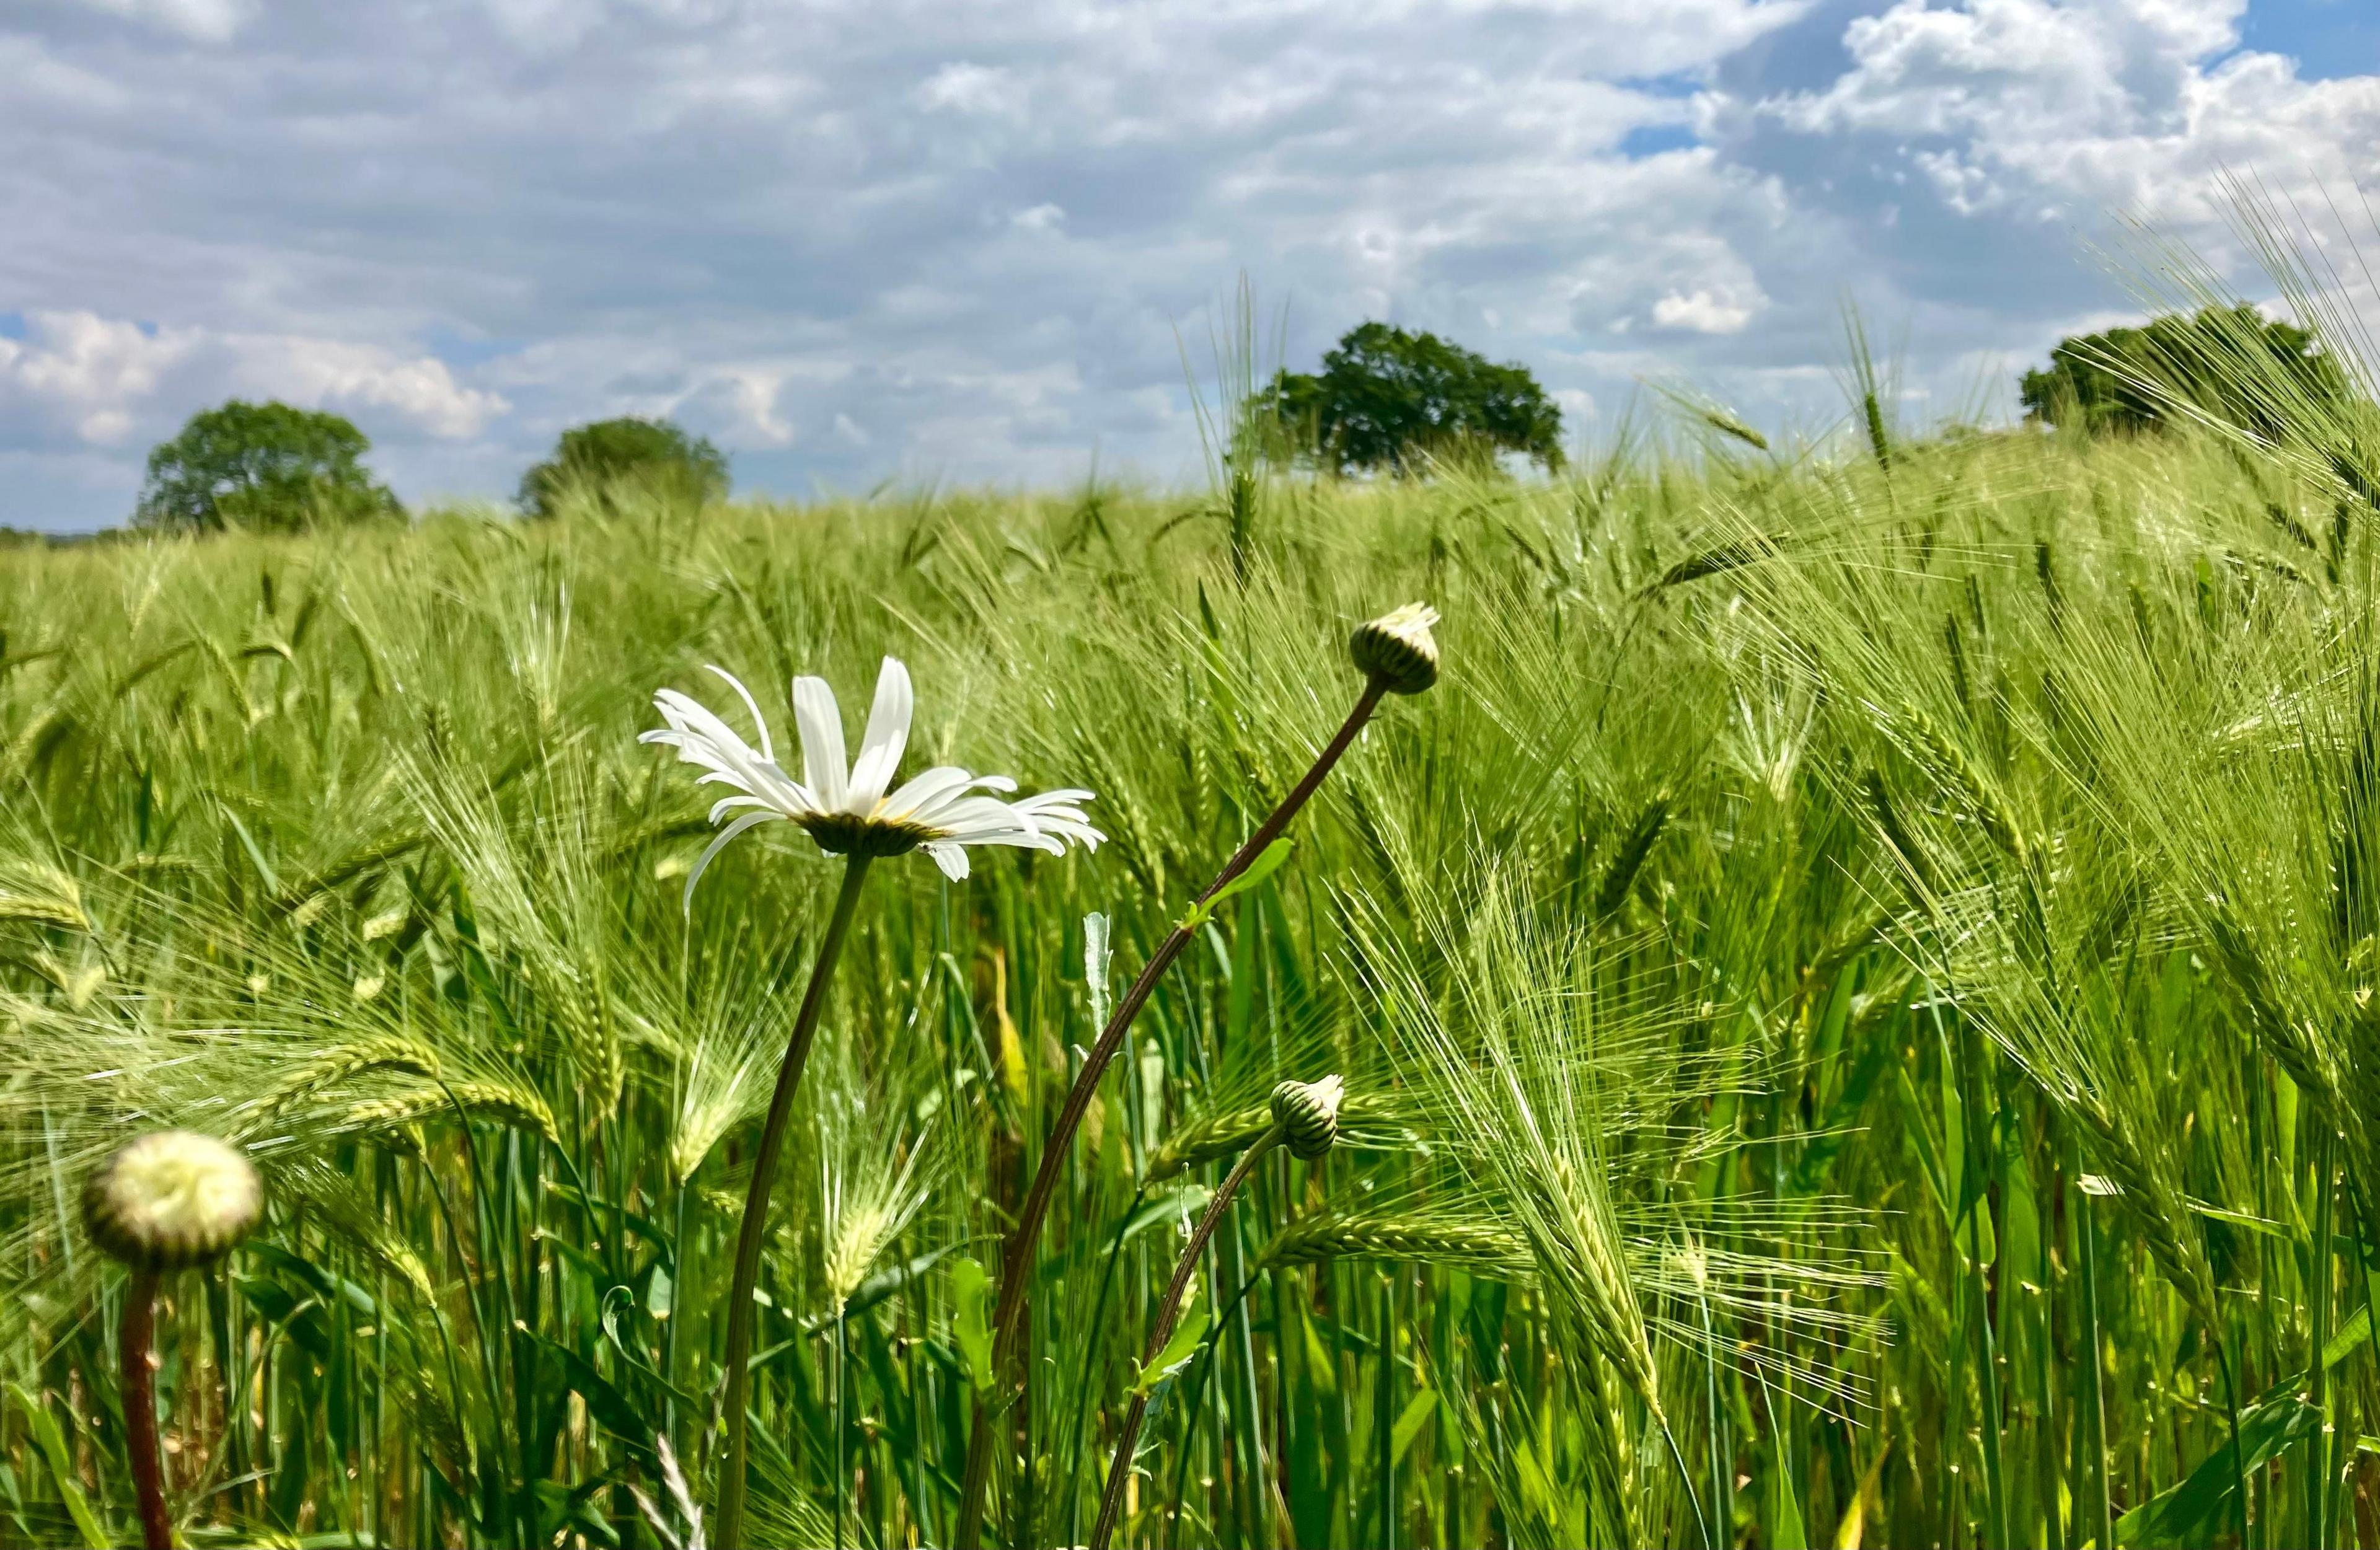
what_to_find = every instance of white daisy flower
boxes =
[642,656,1101,902]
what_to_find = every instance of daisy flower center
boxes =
[796,808,944,858]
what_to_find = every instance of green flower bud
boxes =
[83,1131,262,1274]
[1271,1075,1346,1161]
[1350,604,1440,695]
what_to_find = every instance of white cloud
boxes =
[709,368,798,447]
[0,33,133,109]
[74,0,256,43]
[238,338,508,439]
[473,0,602,49]
[914,62,1027,118]
[0,310,506,454]
[1756,0,2380,232]
[1654,289,1760,335]
[0,313,194,444]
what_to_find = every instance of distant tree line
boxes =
[112,304,2368,538]
[130,405,731,535]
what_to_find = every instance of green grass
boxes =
[8,395,2380,1549]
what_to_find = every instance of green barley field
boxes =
[11,340,2380,1548]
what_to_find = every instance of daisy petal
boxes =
[847,657,914,811]
[648,690,799,812]
[792,676,849,811]
[707,793,784,826]
[1010,790,1104,848]
[926,796,1039,843]
[705,666,775,765]
[882,765,982,825]
[923,841,971,880]
[682,810,781,913]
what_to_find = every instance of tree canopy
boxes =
[518,417,730,518]
[2019,304,2355,440]
[1257,322,1564,475]
[133,400,399,534]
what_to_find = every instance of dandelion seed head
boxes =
[84,1130,263,1272]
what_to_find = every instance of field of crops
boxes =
[8,412,2380,1548]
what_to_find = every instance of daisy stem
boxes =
[120,1267,169,1550]
[956,676,1388,1550]
[715,853,875,1550]
[1090,1127,1282,1550]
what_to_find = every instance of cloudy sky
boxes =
[2,0,2376,530]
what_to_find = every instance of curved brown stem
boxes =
[121,1267,169,1550]
[1090,1130,1280,1550]
[714,854,874,1550]
[954,678,1386,1550]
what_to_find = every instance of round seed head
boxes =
[82,1131,262,1273]
[1349,604,1440,695]
[1271,1075,1346,1161]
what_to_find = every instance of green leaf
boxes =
[1181,838,1294,932]
[597,1294,704,1411]
[1762,1381,1809,1550]
[1390,1388,1438,1468]
[1789,1025,1891,1197]
[217,806,281,897]
[645,1260,673,1319]
[2186,1200,2289,1239]
[1893,1062,1952,1229]
[544,1179,676,1257]
[2117,1387,2320,1546]
[246,1241,377,1318]
[6,1383,106,1550]
[531,1477,622,1549]
[2325,1303,2371,1370]
[534,1336,657,1455]
[1770,1460,1809,1549]
[952,1256,995,1390]
[813,1243,959,1328]
[1132,1283,1209,1398]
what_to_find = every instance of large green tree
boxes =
[133,400,399,534]
[2020,304,2355,440]
[1258,322,1564,475]
[517,417,730,518]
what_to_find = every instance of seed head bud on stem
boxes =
[1271,1073,1345,1160]
[84,1132,262,1550]
[1090,1075,1341,1550]
[954,607,1437,1550]
[1349,602,1440,695]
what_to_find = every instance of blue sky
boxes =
[2,0,2376,531]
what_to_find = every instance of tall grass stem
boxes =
[714,855,875,1550]
[1091,1127,1282,1550]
